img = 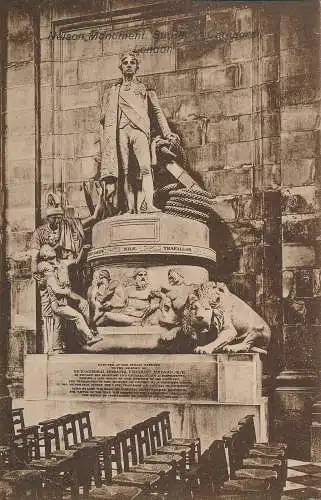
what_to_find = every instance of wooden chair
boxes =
[147,414,190,465]
[188,440,279,499]
[142,417,186,478]
[9,408,40,462]
[238,415,287,452]
[185,448,215,497]
[223,431,282,499]
[1,469,44,499]
[72,411,116,482]
[24,417,81,499]
[0,440,44,500]
[131,420,176,480]
[109,429,161,492]
[236,416,287,486]
[132,420,192,500]
[58,413,103,492]
[157,411,201,464]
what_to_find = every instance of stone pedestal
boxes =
[22,353,268,451]
[272,371,319,460]
[84,212,216,352]
[89,212,216,267]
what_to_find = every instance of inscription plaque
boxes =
[48,354,218,401]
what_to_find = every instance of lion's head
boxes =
[181,282,225,344]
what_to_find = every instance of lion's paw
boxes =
[194,345,214,355]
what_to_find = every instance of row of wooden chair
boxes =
[6,408,201,499]
[88,411,200,499]
[185,414,288,499]
[5,409,288,499]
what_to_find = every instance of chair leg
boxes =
[93,452,103,488]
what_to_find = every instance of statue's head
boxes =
[168,268,184,286]
[45,193,63,230]
[133,268,148,290]
[94,269,111,286]
[47,213,63,230]
[183,293,213,337]
[119,52,139,76]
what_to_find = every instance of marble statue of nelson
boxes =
[99,51,179,214]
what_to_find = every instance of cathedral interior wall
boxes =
[2,0,320,459]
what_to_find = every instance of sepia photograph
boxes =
[0,0,320,497]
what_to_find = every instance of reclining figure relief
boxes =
[85,267,271,355]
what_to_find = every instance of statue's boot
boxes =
[141,173,161,213]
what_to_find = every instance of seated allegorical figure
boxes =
[123,268,162,326]
[159,268,194,329]
[36,244,102,349]
[182,281,271,355]
[87,269,129,327]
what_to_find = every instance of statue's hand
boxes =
[149,289,161,299]
[165,133,180,148]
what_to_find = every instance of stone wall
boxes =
[2,0,320,457]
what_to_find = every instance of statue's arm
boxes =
[82,184,104,228]
[47,275,70,298]
[148,90,177,141]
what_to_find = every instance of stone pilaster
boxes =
[271,0,321,459]
[0,3,12,444]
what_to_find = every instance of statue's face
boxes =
[168,270,183,286]
[46,252,58,269]
[47,214,62,231]
[135,270,148,289]
[120,56,138,76]
[99,277,109,287]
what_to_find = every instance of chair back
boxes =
[157,411,172,444]
[238,414,256,449]
[39,418,62,457]
[60,414,78,449]
[74,411,93,441]
[11,408,25,436]
[116,429,138,471]
[145,417,162,453]
[131,421,152,463]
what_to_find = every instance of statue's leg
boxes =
[124,175,135,213]
[119,126,135,213]
[53,305,99,345]
[52,316,64,353]
[136,178,144,212]
[133,129,160,213]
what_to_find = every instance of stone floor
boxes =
[282,459,321,499]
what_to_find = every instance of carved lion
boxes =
[182,281,271,355]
